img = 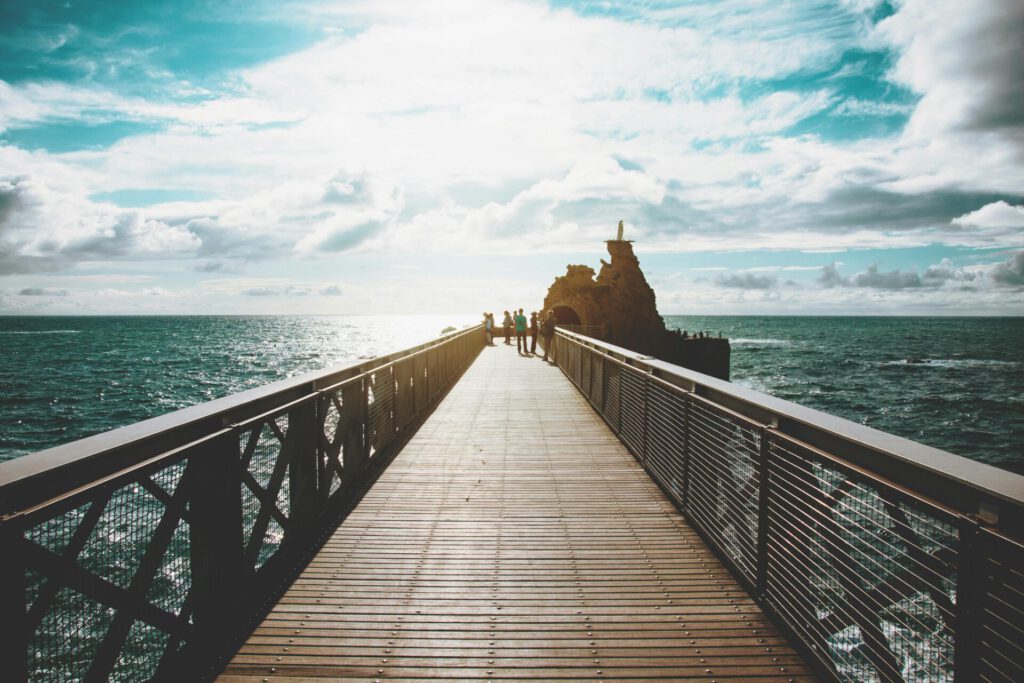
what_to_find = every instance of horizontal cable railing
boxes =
[555,323,605,339]
[0,325,485,682]
[551,328,1024,683]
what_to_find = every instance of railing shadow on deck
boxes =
[0,325,485,682]
[548,328,1024,683]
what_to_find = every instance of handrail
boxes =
[554,328,1024,524]
[0,324,486,681]
[551,327,1024,682]
[0,325,482,519]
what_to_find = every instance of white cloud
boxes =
[923,258,976,283]
[0,0,1022,314]
[18,286,67,296]
[991,250,1024,286]
[815,256,1014,293]
[382,157,666,253]
[877,0,1024,136]
[714,272,779,289]
[952,201,1024,229]
[832,98,914,117]
[0,175,200,273]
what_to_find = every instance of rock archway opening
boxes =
[551,306,582,326]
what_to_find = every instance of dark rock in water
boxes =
[542,232,730,380]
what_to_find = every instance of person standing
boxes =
[515,308,528,354]
[502,310,512,345]
[541,309,557,362]
[529,311,538,355]
[484,312,494,345]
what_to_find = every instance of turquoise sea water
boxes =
[664,315,1024,474]
[0,315,477,461]
[2,315,1023,473]
[2,314,1021,680]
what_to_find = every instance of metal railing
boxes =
[0,325,485,682]
[552,328,1024,683]
[555,323,605,339]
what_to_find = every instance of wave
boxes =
[732,378,772,394]
[0,330,81,335]
[730,338,791,346]
[882,358,1019,369]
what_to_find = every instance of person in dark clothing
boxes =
[515,308,528,354]
[502,310,512,344]
[541,310,557,362]
[529,312,538,354]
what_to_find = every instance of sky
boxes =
[0,0,1022,316]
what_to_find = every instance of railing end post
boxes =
[287,400,321,531]
[0,519,27,681]
[755,425,773,600]
[183,430,245,674]
[954,515,984,682]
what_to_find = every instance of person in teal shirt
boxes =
[514,308,528,354]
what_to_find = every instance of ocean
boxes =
[2,314,1022,474]
[2,313,1021,680]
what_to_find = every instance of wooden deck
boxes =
[219,342,817,681]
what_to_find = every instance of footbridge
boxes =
[2,326,1023,682]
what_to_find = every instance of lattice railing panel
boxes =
[144,516,191,616]
[240,414,292,572]
[112,619,176,682]
[368,367,395,455]
[19,456,200,682]
[2,325,486,681]
[320,391,345,497]
[32,587,116,682]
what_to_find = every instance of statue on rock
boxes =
[542,222,730,380]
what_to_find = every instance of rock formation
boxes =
[542,230,730,380]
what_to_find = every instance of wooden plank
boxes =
[219,343,817,681]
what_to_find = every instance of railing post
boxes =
[615,363,623,435]
[186,429,244,675]
[341,378,368,482]
[287,399,320,532]
[681,393,691,511]
[601,356,608,416]
[756,426,772,599]
[427,349,437,402]
[640,374,649,466]
[954,516,983,681]
[0,519,27,681]
[413,353,427,416]
[398,364,407,431]
[316,393,332,509]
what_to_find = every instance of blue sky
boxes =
[1,0,1022,315]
